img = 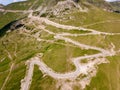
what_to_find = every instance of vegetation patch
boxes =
[30,65,57,90]
[85,55,120,90]
[46,25,91,34]
[42,43,99,73]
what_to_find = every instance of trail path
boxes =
[1,63,14,90]
[30,16,120,35]
[20,15,119,90]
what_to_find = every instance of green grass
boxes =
[0,30,43,89]
[0,12,22,29]
[42,43,99,73]
[0,30,42,62]
[0,58,10,72]
[87,21,120,33]
[0,58,11,88]
[0,1,120,90]
[51,7,120,33]
[40,30,55,40]
[0,26,100,89]
[0,71,9,88]
[67,34,120,50]
[85,55,120,90]
[30,65,57,90]
[46,25,91,34]
[3,64,26,90]
[80,59,88,63]
[0,0,44,29]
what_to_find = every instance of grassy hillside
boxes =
[0,0,120,90]
[30,65,57,90]
[0,0,44,29]
[51,6,120,32]
[4,0,44,10]
[86,55,120,90]
[0,31,38,89]
[0,12,23,29]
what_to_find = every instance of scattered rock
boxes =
[10,21,24,30]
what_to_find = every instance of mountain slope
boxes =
[0,0,120,90]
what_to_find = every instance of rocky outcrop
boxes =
[51,0,78,15]
[0,20,24,37]
[10,21,24,30]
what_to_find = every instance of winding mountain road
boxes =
[20,15,119,90]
